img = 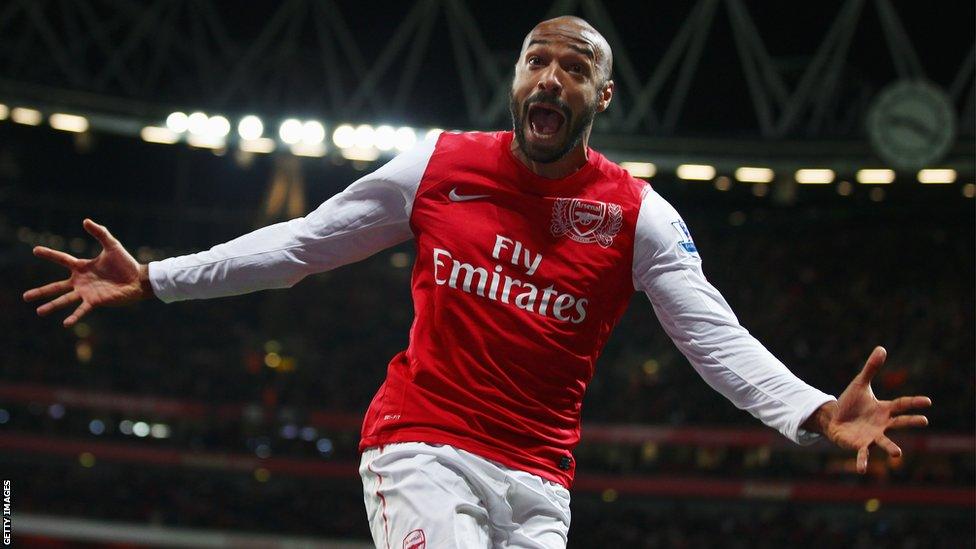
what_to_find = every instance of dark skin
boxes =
[25,17,931,475]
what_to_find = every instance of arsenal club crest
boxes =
[550,198,623,248]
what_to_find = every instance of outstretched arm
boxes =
[25,135,438,322]
[632,188,930,471]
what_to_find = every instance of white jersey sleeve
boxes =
[632,187,836,445]
[147,136,438,303]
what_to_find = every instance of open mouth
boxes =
[527,103,566,137]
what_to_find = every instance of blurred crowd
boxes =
[6,456,972,548]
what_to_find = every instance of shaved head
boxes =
[521,16,613,84]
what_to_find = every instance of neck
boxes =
[510,129,592,179]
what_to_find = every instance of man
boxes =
[25,16,931,549]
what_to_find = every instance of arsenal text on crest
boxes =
[550,198,623,247]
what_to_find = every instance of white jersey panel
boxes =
[148,136,438,303]
[632,188,836,445]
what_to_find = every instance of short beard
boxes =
[510,90,597,164]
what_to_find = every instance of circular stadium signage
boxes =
[866,80,956,170]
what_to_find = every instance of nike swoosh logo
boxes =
[448,187,491,202]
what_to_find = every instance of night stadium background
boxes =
[1,1,973,547]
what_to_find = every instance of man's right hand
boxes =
[23,218,154,327]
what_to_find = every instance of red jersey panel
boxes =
[360,131,647,487]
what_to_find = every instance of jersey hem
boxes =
[360,429,573,489]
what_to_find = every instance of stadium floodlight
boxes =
[917,168,956,184]
[620,162,656,178]
[0,103,9,120]
[290,143,326,157]
[140,126,180,144]
[964,183,975,198]
[11,107,42,126]
[238,115,264,140]
[166,112,189,133]
[301,120,326,145]
[279,119,303,145]
[374,125,397,151]
[354,124,376,149]
[394,127,417,151]
[425,128,444,140]
[333,124,356,148]
[240,137,275,154]
[676,164,716,180]
[49,113,89,133]
[119,420,134,435]
[187,112,209,135]
[795,169,834,184]
[735,167,774,183]
[207,115,231,138]
[856,169,894,184]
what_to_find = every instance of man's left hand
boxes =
[803,346,932,473]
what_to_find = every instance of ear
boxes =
[596,79,614,113]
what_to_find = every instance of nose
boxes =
[537,64,563,95]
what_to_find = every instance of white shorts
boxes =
[359,442,572,549]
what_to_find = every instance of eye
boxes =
[569,64,583,73]
[528,56,544,66]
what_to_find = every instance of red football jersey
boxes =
[150,130,835,489]
[359,131,646,486]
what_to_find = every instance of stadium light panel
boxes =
[856,169,894,184]
[917,168,956,184]
[11,107,42,126]
[49,113,89,133]
[166,112,189,133]
[290,143,326,157]
[333,125,356,148]
[238,115,264,140]
[150,423,170,439]
[301,120,326,145]
[394,127,416,151]
[240,137,275,153]
[735,167,774,183]
[341,147,380,161]
[140,126,180,144]
[795,169,834,184]
[620,162,656,178]
[187,112,208,135]
[374,125,397,151]
[676,164,716,180]
[0,103,8,120]
[279,119,303,145]
[187,134,225,149]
